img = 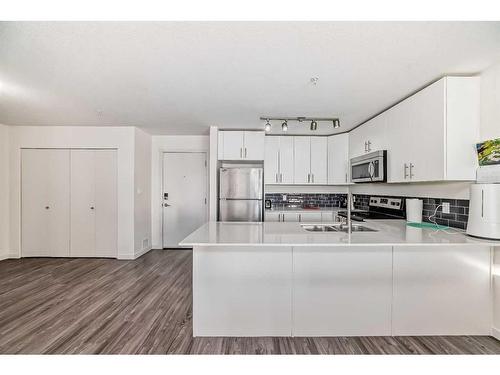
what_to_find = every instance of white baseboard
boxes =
[492,327,500,341]
[134,245,153,260]
[0,253,8,261]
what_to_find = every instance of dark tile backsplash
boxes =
[353,194,470,230]
[266,192,470,230]
[265,193,346,208]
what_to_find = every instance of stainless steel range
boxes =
[338,196,405,222]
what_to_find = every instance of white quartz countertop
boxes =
[180,220,500,247]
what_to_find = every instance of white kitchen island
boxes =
[180,221,499,337]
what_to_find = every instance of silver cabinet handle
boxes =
[245,147,247,158]
[404,163,409,179]
[367,140,371,152]
[345,173,348,183]
[312,173,314,183]
[364,141,367,152]
[307,173,310,183]
[481,189,484,217]
[280,173,283,183]
[275,173,278,183]
[298,214,302,222]
[240,148,242,158]
[409,163,414,179]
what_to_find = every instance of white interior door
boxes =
[162,152,207,248]
[70,149,117,258]
[22,149,70,257]
[70,150,96,257]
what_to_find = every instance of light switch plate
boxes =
[442,202,450,214]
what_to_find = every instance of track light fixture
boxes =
[260,117,340,133]
[264,119,272,132]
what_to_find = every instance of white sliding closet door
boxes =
[22,149,70,257]
[70,150,117,258]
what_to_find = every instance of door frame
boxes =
[161,151,209,248]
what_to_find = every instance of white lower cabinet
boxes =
[392,245,492,335]
[293,246,393,336]
[21,148,118,258]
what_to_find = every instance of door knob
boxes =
[164,203,171,207]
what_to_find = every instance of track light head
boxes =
[281,120,288,132]
[310,120,318,131]
[265,119,271,132]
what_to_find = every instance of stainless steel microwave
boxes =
[350,150,387,183]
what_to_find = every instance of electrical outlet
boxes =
[442,202,450,214]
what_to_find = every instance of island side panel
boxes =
[392,245,492,336]
[293,246,393,336]
[193,245,292,337]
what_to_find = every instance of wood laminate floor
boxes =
[0,249,499,354]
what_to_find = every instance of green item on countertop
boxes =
[406,222,450,230]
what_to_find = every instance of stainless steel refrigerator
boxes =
[219,167,263,221]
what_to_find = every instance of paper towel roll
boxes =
[406,199,423,223]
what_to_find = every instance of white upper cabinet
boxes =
[264,136,294,184]
[293,136,327,184]
[386,77,479,183]
[218,131,265,160]
[293,137,311,184]
[327,133,350,185]
[349,113,387,158]
[310,137,328,184]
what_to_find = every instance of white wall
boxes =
[8,126,136,259]
[134,128,152,258]
[0,125,9,260]
[151,135,209,248]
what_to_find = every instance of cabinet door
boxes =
[264,137,280,184]
[392,245,491,335]
[327,133,350,184]
[243,131,265,160]
[408,79,445,182]
[279,136,294,184]
[221,131,244,160]
[363,113,387,153]
[264,211,281,222]
[386,99,412,183]
[298,212,322,223]
[94,150,117,257]
[21,149,70,257]
[348,124,369,158]
[310,137,327,184]
[71,150,96,257]
[293,246,393,336]
[293,137,311,184]
[282,212,299,222]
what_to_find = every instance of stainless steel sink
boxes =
[334,224,377,232]
[301,224,377,233]
[301,224,338,232]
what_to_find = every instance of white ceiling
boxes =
[1,22,500,135]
